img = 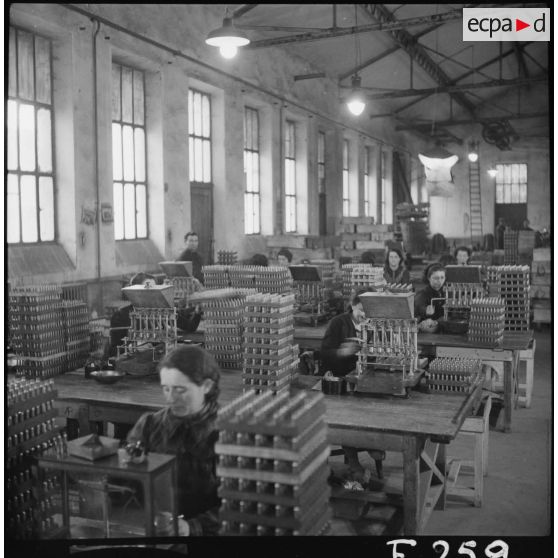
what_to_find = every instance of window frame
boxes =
[7,25,57,245]
[188,88,213,185]
[494,163,528,204]
[380,149,387,223]
[284,119,297,233]
[342,139,350,217]
[317,131,326,195]
[363,146,371,217]
[244,106,261,235]
[112,61,149,241]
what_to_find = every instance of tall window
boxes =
[112,62,147,240]
[244,107,260,234]
[284,120,297,232]
[363,146,371,217]
[188,89,212,184]
[317,132,325,195]
[7,27,55,244]
[342,140,350,217]
[380,150,390,223]
[495,163,527,203]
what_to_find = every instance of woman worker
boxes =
[454,245,471,266]
[383,248,411,285]
[414,263,446,333]
[320,290,385,483]
[126,345,220,536]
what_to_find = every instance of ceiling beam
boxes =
[362,4,476,116]
[232,5,259,18]
[357,76,547,99]
[513,42,530,78]
[244,9,464,48]
[395,112,549,130]
[337,22,443,82]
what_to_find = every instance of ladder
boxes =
[469,159,483,249]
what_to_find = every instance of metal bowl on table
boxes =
[90,370,126,385]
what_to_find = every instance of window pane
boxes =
[112,124,123,181]
[7,100,18,170]
[18,31,34,101]
[496,184,503,204]
[112,64,121,120]
[203,140,211,182]
[135,184,147,238]
[511,181,519,203]
[123,183,136,239]
[19,103,36,171]
[122,66,133,123]
[122,125,134,181]
[253,194,260,234]
[189,139,195,182]
[37,108,52,172]
[134,127,146,182]
[519,163,527,183]
[39,176,55,241]
[133,70,144,125]
[113,182,124,240]
[318,133,325,162]
[343,141,348,168]
[35,35,51,104]
[245,193,253,234]
[21,175,38,242]
[188,90,194,135]
[520,184,527,203]
[9,27,17,97]
[194,92,202,136]
[245,151,252,191]
[7,174,20,243]
[194,139,203,182]
[252,154,259,193]
[202,94,210,137]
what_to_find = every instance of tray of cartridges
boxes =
[426,358,483,395]
[346,358,424,397]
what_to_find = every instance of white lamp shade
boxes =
[487,168,498,178]
[347,99,366,116]
[468,152,479,162]
[205,18,250,47]
[219,44,238,59]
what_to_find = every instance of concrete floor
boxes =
[329,327,552,536]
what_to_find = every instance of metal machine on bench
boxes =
[288,265,330,326]
[346,291,424,397]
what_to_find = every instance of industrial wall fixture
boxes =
[205,10,250,59]
[487,167,498,178]
[467,140,479,163]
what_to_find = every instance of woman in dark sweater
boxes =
[383,248,411,285]
[414,263,446,332]
[126,345,220,536]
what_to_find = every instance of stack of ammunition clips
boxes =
[486,265,530,331]
[217,250,238,265]
[427,358,483,394]
[503,230,519,265]
[242,293,299,393]
[229,266,293,294]
[202,265,232,289]
[216,390,330,536]
[467,297,506,346]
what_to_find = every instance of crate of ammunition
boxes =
[218,250,239,265]
[486,266,530,331]
[202,265,232,289]
[467,297,506,345]
[216,390,330,536]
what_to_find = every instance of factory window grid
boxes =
[495,163,527,204]
[284,120,297,232]
[380,149,392,224]
[112,62,148,240]
[342,139,350,217]
[317,132,326,195]
[363,146,371,217]
[188,88,212,184]
[244,107,260,235]
[7,26,56,244]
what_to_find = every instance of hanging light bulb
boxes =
[467,140,479,162]
[487,167,498,178]
[205,15,250,59]
[219,44,238,59]
[346,75,366,116]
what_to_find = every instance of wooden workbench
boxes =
[418,331,532,433]
[53,370,480,535]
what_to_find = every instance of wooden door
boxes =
[190,184,214,265]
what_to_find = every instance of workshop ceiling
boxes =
[223,3,550,148]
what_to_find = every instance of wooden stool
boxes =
[518,338,535,408]
[447,395,492,507]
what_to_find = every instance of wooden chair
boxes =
[446,395,492,507]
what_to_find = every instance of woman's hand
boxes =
[418,319,438,333]
[178,517,190,536]
[426,303,435,316]
[338,341,360,357]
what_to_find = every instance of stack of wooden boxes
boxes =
[339,217,394,262]
[531,248,551,326]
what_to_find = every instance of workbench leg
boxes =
[61,471,70,536]
[434,443,447,511]
[402,436,420,535]
[144,478,154,536]
[503,358,515,433]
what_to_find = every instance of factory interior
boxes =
[5,3,552,554]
